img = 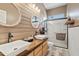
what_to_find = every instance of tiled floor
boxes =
[47,46,69,56]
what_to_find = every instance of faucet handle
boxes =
[8,32,13,43]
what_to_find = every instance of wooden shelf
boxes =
[65,20,74,25]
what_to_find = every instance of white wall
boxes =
[47,19,67,48]
[67,3,79,56]
[68,27,79,56]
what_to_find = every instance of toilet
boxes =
[48,41,54,50]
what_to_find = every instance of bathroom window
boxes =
[48,13,65,20]
[0,9,7,24]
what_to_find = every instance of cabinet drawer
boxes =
[34,45,42,55]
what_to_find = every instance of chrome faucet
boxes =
[8,32,13,43]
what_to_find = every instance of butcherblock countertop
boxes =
[17,39,48,56]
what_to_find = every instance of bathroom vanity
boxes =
[18,39,48,56]
[0,38,48,56]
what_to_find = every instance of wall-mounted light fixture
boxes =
[32,4,40,13]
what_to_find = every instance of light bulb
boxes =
[32,4,36,8]
[35,7,38,10]
[38,9,40,12]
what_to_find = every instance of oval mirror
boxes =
[0,3,21,27]
[31,16,40,28]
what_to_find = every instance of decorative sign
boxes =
[0,9,7,24]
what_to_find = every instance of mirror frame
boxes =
[0,3,21,27]
[31,16,40,29]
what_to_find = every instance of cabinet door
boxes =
[34,45,42,56]
[43,40,48,46]
[43,44,48,56]
[36,50,42,56]
[43,40,48,56]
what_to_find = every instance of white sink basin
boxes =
[0,40,31,56]
[35,35,48,40]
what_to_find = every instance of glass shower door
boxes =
[47,19,67,48]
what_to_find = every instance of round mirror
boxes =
[0,3,21,27]
[31,16,40,28]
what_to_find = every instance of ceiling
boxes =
[44,3,67,10]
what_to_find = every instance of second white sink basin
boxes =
[35,35,48,40]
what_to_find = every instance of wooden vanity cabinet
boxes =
[33,40,48,56]
[27,39,48,56]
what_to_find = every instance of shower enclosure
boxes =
[47,18,68,48]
